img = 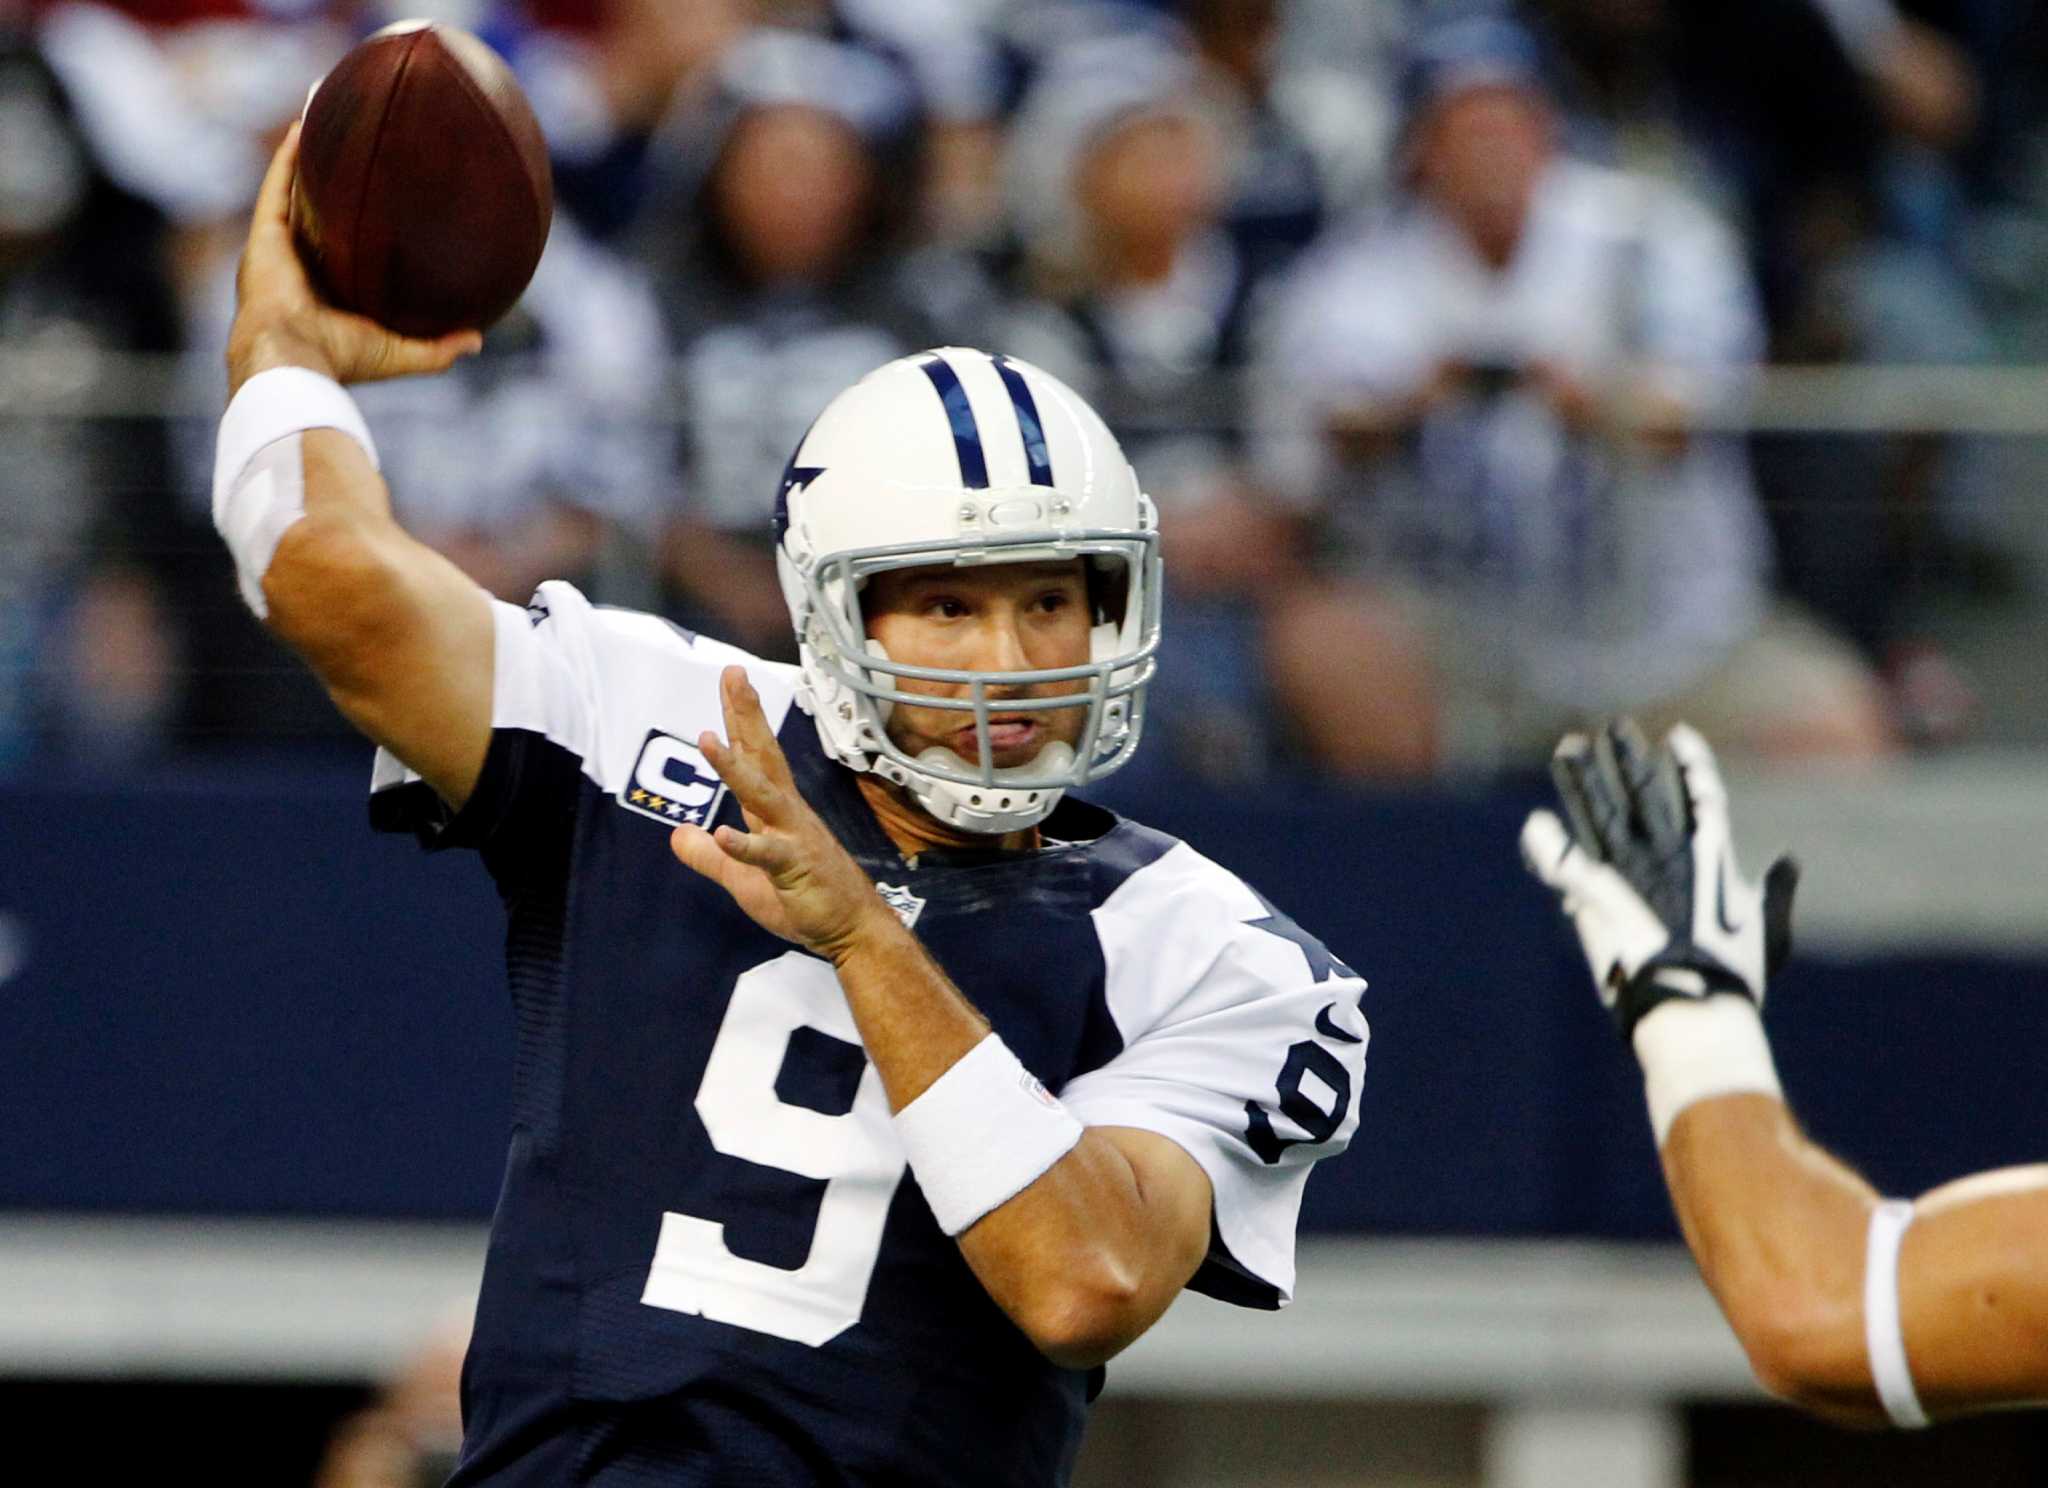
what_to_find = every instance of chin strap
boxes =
[908,744,1067,836]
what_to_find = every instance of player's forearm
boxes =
[829,920,1190,1367]
[1661,1093,1886,1419]
[827,909,990,1111]
[251,432,493,805]
[953,1130,1197,1370]
[261,434,428,674]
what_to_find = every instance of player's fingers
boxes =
[1588,723,1639,845]
[1606,717,1664,825]
[1548,733,1610,862]
[1520,809,1583,893]
[669,822,731,883]
[251,119,301,235]
[713,822,793,873]
[698,727,788,823]
[719,666,796,786]
[1665,722,1728,818]
[1762,854,1800,978]
[1611,717,1686,847]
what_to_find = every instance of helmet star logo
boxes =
[782,465,827,499]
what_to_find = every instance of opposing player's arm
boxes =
[670,667,1216,1369]
[1661,1097,2048,1423]
[1524,719,2048,1424]
[221,123,493,805]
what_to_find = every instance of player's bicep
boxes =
[1901,1166,2048,1411]
[263,432,495,806]
[1094,1125,1214,1288]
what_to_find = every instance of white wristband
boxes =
[212,367,379,616]
[1632,994,1783,1146]
[894,1033,1084,1236]
[1864,1198,1929,1428]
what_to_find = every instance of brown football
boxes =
[292,21,552,340]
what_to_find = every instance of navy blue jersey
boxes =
[369,582,1368,1487]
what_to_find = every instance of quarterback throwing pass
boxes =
[213,124,1367,1485]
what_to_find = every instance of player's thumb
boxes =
[347,323,482,382]
[1762,854,1800,978]
[389,328,484,377]
[670,822,725,880]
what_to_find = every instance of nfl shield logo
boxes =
[876,882,926,930]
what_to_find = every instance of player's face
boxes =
[861,560,1093,771]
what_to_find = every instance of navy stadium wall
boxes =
[1,762,2040,1234]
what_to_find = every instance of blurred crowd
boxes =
[4,0,2046,783]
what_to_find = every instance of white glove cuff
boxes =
[894,1032,1084,1236]
[1864,1198,1929,1428]
[212,367,379,616]
[1632,995,1783,1146]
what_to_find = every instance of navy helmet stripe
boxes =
[992,355,1055,487]
[918,355,989,489]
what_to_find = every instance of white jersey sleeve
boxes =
[1060,841,1369,1308]
[369,579,798,852]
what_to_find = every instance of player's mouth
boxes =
[957,718,1039,760]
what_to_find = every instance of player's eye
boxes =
[925,596,968,619]
[1033,590,1074,614]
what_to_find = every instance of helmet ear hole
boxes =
[1087,556,1130,628]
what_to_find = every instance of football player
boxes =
[1523,720,2048,1426]
[216,124,1368,1485]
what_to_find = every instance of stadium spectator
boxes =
[0,26,186,769]
[1537,0,2008,742]
[1256,11,1894,779]
[1179,0,1389,281]
[1000,30,1301,779]
[492,0,748,241]
[28,1,359,752]
[760,0,1009,244]
[634,28,974,658]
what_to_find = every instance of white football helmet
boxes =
[774,347,1162,835]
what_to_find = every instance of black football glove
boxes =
[1520,719,1800,1038]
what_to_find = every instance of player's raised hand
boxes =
[1520,719,1800,1037]
[671,666,897,962]
[226,121,482,395]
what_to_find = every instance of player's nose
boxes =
[975,611,1033,676]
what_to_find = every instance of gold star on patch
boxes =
[630,788,649,804]
[648,796,667,811]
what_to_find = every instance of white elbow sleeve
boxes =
[212,367,379,617]
[1864,1198,1929,1427]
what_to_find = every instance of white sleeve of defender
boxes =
[1059,843,1369,1306]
